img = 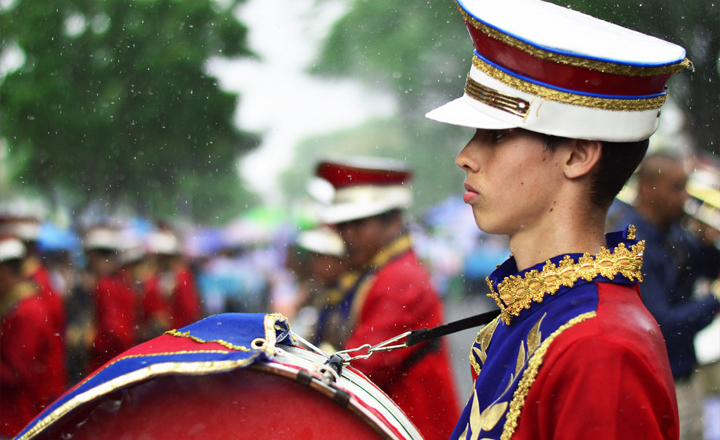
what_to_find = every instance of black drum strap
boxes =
[324,308,502,371]
[405,309,500,347]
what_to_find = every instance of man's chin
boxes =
[474,216,508,237]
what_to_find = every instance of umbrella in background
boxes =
[184,227,225,259]
[38,222,81,253]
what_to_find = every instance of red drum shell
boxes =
[30,347,422,440]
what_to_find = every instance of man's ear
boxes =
[563,139,602,179]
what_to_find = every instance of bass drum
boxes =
[27,345,424,440]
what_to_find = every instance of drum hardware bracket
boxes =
[333,308,501,366]
[332,331,413,364]
[326,353,345,377]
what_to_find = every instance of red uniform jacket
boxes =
[144,266,202,330]
[512,282,678,439]
[340,238,460,440]
[170,267,202,328]
[28,263,67,400]
[1,283,56,438]
[454,229,678,440]
[89,269,137,373]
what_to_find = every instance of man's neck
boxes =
[508,210,608,272]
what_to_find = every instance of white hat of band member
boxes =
[0,237,26,263]
[685,161,720,231]
[0,217,41,242]
[146,230,181,255]
[315,156,413,225]
[425,0,690,142]
[84,226,121,250]
[296,226,346,257]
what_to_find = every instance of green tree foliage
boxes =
[0,0,259,223]
[314,0,470,120]
[299,0,474,215]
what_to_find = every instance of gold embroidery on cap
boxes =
[473,56,668,111]
[459,6,691,77]
[486,240,644,325]
[465,75,530,117]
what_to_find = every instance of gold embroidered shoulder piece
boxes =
[486,241,644,325]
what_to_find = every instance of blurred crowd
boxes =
[0,195,508,437]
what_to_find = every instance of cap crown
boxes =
[314,157,413,224]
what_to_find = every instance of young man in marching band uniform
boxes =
[425,0,690,438]
[312,157,460,440]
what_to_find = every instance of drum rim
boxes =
[262,345,423,440]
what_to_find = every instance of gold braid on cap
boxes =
[472,56,668,111]
[465,76,530,117]
[458,5,692,77]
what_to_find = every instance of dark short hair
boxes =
[335,209,403,229]
[0,258,24,275]
[376,209,403,225]
[542,135,649,210]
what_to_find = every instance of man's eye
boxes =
[490,131,505,142]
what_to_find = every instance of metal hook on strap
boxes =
[333,331,413,364]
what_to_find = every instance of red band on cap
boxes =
[467,25,673,97]
[317,162,411,189]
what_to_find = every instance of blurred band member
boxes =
[1,216,67,399]
[88,236,146,373]
[65,226,119,384]
[0,237,56,438]
[313,157,460,440]
[287,226,346,339]
[145,230,201,330]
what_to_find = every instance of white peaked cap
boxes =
[426,0,689,142]
[0,238,26,263]
[296,227,346,257]
[84,227,121,250]
[315,156,413,224]
[146,231,181,255]
[685,161,720,230]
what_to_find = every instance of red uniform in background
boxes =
[27,260,68,398]
[317,235,460,440]
[89,268,137,373]
[144,266,201,330]
[347,248,460,440]
[171,267,201,328]
[1,283,56,438]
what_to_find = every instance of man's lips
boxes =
[463,183,479,203]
